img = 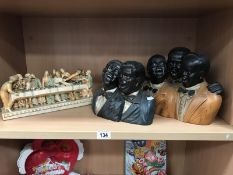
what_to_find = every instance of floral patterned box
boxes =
[125,140,166,175]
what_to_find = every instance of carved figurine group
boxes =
[0,48,223,125]
[92,47,223,125]
[0,68,93,120]
[147,47,223,125]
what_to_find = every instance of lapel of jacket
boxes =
[123,90,142,116]
[183,82,208,122]
[97,88,117,115]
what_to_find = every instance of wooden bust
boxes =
[146,54,177,118]
[147,50,223,125]
[176,53,222,125]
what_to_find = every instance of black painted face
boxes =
[148,57,167,84]
[167,56,183,80]
[102,61,121,90]
[118,63,144,95]
[182,56,205,88]
[167,47,191,81]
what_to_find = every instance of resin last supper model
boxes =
[0,68,93,120]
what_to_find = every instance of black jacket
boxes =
[92,88,125,122]
[121,90,155,125]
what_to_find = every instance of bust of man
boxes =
[147,54,178,118]
[176,53,222,125]
[92,60,125,121]
[119,61,155,125]
[167,47,190,83]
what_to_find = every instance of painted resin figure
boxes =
[92,60,155,125]
[1,69,93,120]
[92,60,125,122]
[0,75,19,112]
[147,54,177,118]
[177,53,222,125]
[119,61,155,125]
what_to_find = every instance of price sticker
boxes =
[97,131,111,139]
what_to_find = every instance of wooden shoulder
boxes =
[205,91,222,107]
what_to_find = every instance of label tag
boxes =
[97,131,111,139]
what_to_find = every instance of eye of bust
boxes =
[159,62,165,66]
[107,67,112,72]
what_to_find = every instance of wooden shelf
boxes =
[0,106,232,140]
[0,0,233,17]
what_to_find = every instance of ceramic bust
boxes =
[119,61,155,125]
[176,53,222,125]
[167,47,191,84]
[92,60,125,122]
[92,60,155,125]
[146,54,177,118]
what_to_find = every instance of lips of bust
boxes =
[155,71,164,77]
[118,83,127,90]
[118,83,130,94]
[171,71,177,77]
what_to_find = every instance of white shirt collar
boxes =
[129,91,139,96]
[106,87,117,93]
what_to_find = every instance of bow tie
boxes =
[149,87,158,93]
[123,94,137,103]
[143,86,158,93]
[178,87,195,96]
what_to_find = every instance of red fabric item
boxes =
[25,140,79,175]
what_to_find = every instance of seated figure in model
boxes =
[177,53,223,125]
[167,47,191,84]
[119,61,155,125]
[92,60,125,122]
[147,54,177,118]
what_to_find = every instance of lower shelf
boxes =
[0,106,232,140]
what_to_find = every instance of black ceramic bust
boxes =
[176,52,223,125]
[92,60,125,122]
[92,60,155,125]
[119,61,155,125]
[167,47,190,83]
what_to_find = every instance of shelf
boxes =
[0,106,232,140]
[0,0,233,17]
